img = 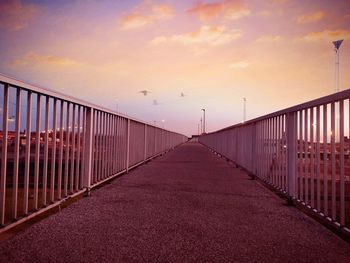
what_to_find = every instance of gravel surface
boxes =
[0,143,349,263]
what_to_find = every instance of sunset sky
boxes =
[0,0,349,136]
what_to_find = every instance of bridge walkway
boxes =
[0,143,349,262]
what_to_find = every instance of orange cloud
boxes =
[119,2,174,30]
[151,25,242,46]
[228,60,250,69]
[187,0,250,21]
[10,52,80,68]
[297,11,325,24]
[301,29,350,42]
[256,35,282,42]
[0,0,39,31]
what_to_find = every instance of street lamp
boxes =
[200,118,203,134]
[332,39,343,93]
[201,108,206,134]
[161,119,165,129]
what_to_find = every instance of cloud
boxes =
[151,25,242,46]
[150,36,168,45]
[187,0,250,21]
[256,35,282,42]
[10,52,80,68]
[228,60,249,69]
[297,11,325,24]
[119,2,174,30]
[0,0,39,31]
[301,29,350,42]
[258,10,272,17]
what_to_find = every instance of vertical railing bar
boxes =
[126,119,130,173]
[57,100,64,200]
[23,91,32,214]
[0,84,9,224]
[111,116,115,173]
[323,104,328,215]
[33,94,41,210]
[113,116,117,173]
[287,111,297,199]
[75,106,81,191]
[316,106,321,211]
[64,102,70,197]
[92,111,97,184]
[82,107,93,191]
[12,88,21,219]
[310,107,314,207]
[331,102,336,220]
[70,104,76,193]
[304,109,309,204]
[299,110,303,201]
[116,117,120,172]
[98,112,103,181]
[42,96,50,206]
[271,117,275,186]
[80,107,86,189]
[102,112,106,179]
[339,100,345,225]
[108,115,112,176]
[50,98,57,203]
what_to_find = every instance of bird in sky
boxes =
[152,99,160,106]
[180,92,185,97]
[139,90,151,96]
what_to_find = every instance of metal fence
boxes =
[0,74,187,232]
[200,90,350,231]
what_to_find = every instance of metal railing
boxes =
[200,90,350,231]
[0,74,187,232]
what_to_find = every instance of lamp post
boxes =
[200,118,203,135]
[115,99,118,112]
[333,39,343,93]
[201,108,206,134]
[243,98,246,123]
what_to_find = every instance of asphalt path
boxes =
[0,143,349,262]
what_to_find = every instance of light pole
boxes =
[201,108,206,134]
[333,39,343,93]
[161,119,165,129]
[200,118,203,135]
[243,97,246,123]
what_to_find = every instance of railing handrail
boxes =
[0,73,183,135]
[211,88,350,134]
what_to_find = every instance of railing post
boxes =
[144,124,147,161]
[251,123,257,178]
[126,119,130,173]
[286,111,297,202]
[83,107,94,191]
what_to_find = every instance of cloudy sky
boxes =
[0,0,349,136]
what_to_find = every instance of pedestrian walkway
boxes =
[0,143,349,262]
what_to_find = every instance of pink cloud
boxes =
[0,0,39,31]
[10,52,80,68]
[119,2,175,30]
[297,11,325,24]
[187,0,250,21]
[151,25,242,46]
[301,29,350,42]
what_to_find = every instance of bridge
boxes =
[0,75,350,261]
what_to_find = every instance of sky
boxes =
[0,0,349,136]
